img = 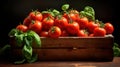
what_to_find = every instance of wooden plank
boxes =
[12,48,113,61]
[10,36,114,49]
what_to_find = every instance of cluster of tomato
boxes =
[16,9,114,38]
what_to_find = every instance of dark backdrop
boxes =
[0,0,120,46]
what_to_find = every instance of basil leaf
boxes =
[22,45,32,60]
[24,35,33,46]
[8,29,18,37]
[15,34,24,47]
[28,31,41,47]
[27,54,38,63]
[62,4,69,11]
[14,59,26,64]
[52,9,60,16]
[84,6,95,16]
[80,11,95,21]
[0,45,11,55]
[113,43,120,57]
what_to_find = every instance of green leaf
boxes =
[8,29,18,37]
[62,4,69,11]
[27,54,38,63]
[24,35,33,46]
[28,31,41,47]
[14,59,26,64]
[22,45,32,60]
[8,29,23,37]
[113,43,120,57]
[15,34,24,47]
[0,45,11,55]
[84,6,95,16]
[52,9,60,16]
[80,11,95,21]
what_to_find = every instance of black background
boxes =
[0,0,120,46]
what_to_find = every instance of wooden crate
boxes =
[10,35,114,61]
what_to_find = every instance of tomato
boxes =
[54,16,68,30]
[42,17,54,31]
[63,13,79,22]
[16,24,28,32]
[42,13,54,20]
[61,30,69,37]
[23,16,31,27]
[77,17,89,29]
[93,27,106,36]
[69,9,79,14]
[48,26,61,38]
[66,21,80,35]
[89,33,94,37]
[87,21,99,33]
[29,20,42,34]
[77,30,88,37]
[39,31,48,37]
[29,10,43,21]
[104,22,114,34]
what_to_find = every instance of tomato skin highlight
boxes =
[104,22,114,34]
[93,27,106,37]
[48,26,62,38]
[29,20,42,34]
[16,24,28,32]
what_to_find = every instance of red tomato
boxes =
[77,30,88,37]
[63,13,79,22]
[29,20,42,34]
[42,13,54,20]
[61,30,69,37]
[23,16,31,27]
[42,17,54,31]
[89,33,94,37]
[87,21,99,33]
[48,26,61,38]
[66,21,80,35]
[29,10,43,21]
[77,17,89,29]
[104,22,114,34]
[93,27,106,36]
[39,31,48,37]
[54,16,68,30]
[16,24,28,32]
[69,9,79,14]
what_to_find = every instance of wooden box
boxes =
[10,35,114,61]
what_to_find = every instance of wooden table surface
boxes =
[0,57,120,67]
